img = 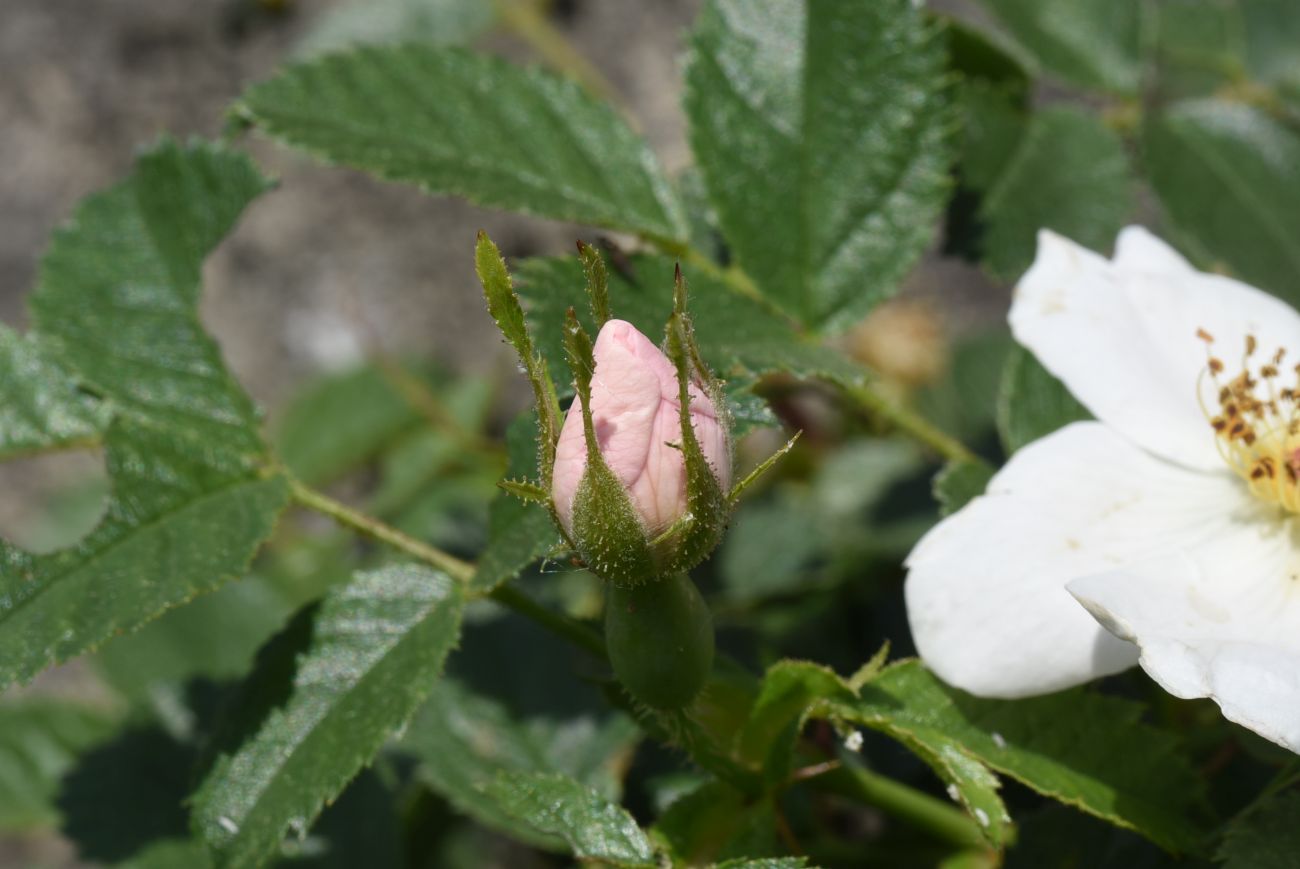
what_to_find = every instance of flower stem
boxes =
[288,477,605,655]
[816,764,989,851]
[288,477,475,582]
[489,582,608,658]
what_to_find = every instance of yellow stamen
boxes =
[1199,329,1300,512]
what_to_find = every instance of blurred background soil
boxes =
[0,1,999,864]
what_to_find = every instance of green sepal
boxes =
[577,240,612,328]
[474,232,563,494]
[563,308,658,585]
[497,478,550,504]
[727,431,801,505]
[661,269,730,574]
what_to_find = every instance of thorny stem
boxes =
[289,478,985,847]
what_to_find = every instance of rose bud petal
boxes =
[552,319,731,538]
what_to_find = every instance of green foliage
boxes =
[685,0,952,331]
[1241,0,1300,103]
[654,780,781,864]
[0,327,106,460]
[275,364,425,485]
[932,459,995,517]
[57,725,198,862]
[0,141,288,687]
[738,660,854,784]
[91,572,321,716]
[997,345,1090,454]
[484,771,656,866]
[191,565,464,868]
[472,414,559,593]
[403,678,638,849]
[31,139,271,458]
[6,0,1299,864]
[915,330,1014,444]
[516,254,867,404]
[1217,788,1300,869]
[238,44,686,240]
[978,107,1134,280]
[1144,99,1300,306]
[849,661,1206,852]
[981,0,1141,94]
[0,699,118,831]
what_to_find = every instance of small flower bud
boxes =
[552,319,731,580]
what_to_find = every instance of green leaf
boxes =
[0,426,290,688]
[1150,0,1246,99]
[483,770,656,867]
[848,661,1205,852]
[956,81,1028,195]
[720,496,824,604]
[684,0,952,330]
[30,138,272,458]
[981,0,1141,94]
[654,780,781,865]
[402,678,638,850]
[1217,788,1300,869]
[1144,99,1300,306]
[91,573,304,710]
[944,16,1032,92]
[738,660,854,784]
[715,860,810,869]
[0,699,119,831]
[979,107,1134,281]
[516,254,867,400]
[473,413,559,593]
[0,141,289,687]
[191,565,464,869]
[296,0,495,57]
[1241,0,1300,105]
[996,345,1090,454]
[238,44,686,240]
[735,658,1009,848]
[0,326,106,460]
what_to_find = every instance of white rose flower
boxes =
[905,226,1300,754]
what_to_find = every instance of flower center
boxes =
[1199,329,1300,512]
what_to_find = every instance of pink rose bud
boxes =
[552,319,731,538]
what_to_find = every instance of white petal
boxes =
[906,422,1248,697]
[1010,228,1300,470]
[1112,225,1195,275]
[1069,529,1300,754]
